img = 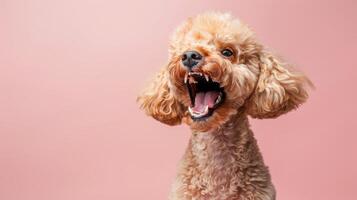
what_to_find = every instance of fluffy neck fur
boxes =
[170,113,275,200]
[191,114,261,170]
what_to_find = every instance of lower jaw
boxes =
[190,110,214,121]
[187,116,222,132]
[187,105,244,132]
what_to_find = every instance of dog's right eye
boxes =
[221,48,234,57]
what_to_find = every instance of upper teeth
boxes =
[188,72,203,76]
[185,72,210,84]
[215,95,222,104]
[204,74,209,82]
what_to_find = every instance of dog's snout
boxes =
[182,51,203,69]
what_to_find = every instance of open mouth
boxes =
[184,72,225,120]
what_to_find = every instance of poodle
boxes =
[138,12,311,200]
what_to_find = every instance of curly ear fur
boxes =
[246,50,312,119]
[137,67,183,125]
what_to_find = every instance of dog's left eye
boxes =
[221,48,234,57]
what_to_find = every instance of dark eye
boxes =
[221,48,234,57]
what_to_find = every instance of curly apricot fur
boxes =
[138,12,311,200]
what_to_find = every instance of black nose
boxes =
[182,51,203,69]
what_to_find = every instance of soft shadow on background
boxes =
[0,0,356,199]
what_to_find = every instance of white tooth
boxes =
[215,95,221,104]
[184,74,188,83]
[204,74,209,82]
[188,106,193,115]
[191,72,201,76]
[204,105,209,114]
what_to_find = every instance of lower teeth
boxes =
[215,94,222,104]
[188,105,209,118]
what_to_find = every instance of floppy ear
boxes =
[137,67,183,125]
[246,50,312,119]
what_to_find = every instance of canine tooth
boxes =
[204,74,209,82]
[215,95,221,104]
[184,74,188,84]
[188,106,193,115]
[204,105,209,113]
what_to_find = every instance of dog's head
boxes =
[138,12,311,132]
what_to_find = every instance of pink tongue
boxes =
[192,91,220,113]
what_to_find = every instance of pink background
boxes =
[1,0,356,199]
